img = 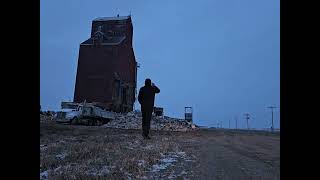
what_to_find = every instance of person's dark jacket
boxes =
[138,83,160,110]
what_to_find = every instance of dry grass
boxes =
[40,120,195,180]
[40,117,279,180]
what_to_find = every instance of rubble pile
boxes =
[102,111,198,132]
[40,114,54,122]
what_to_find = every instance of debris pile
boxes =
[40,114,54,122]
[102,111,198,132]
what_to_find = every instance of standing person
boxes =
[138,78,160,139]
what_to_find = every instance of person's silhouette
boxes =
[138,78,160,139]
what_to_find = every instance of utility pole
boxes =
[244,113,250,130]
[268,106,276,132]
[229,119,231,129]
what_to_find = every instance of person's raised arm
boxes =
[152,83,160,93]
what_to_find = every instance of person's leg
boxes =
[142,109,147,137]
[145,109,152,138]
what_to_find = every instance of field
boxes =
[40,118,280,180]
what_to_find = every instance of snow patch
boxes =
[150,156,177,172]
[150,151,193,173]
[179,170,187,176]
[40,170,49,180]
[126,146,134,150]
[143,145,154,150]
[176,151,186,157]
[40,144,48,151]
[161,157,177,164]
[55,153,67,160]
[98,165,110,176]
[86,168,98,176]
[137,160,145,166]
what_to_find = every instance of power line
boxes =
[244,113,250,130]
[268,105,276,132]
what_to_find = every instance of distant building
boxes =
[74,15,137,112]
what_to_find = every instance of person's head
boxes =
[145,78,151,86]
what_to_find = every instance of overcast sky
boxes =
[40,0,280,129]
